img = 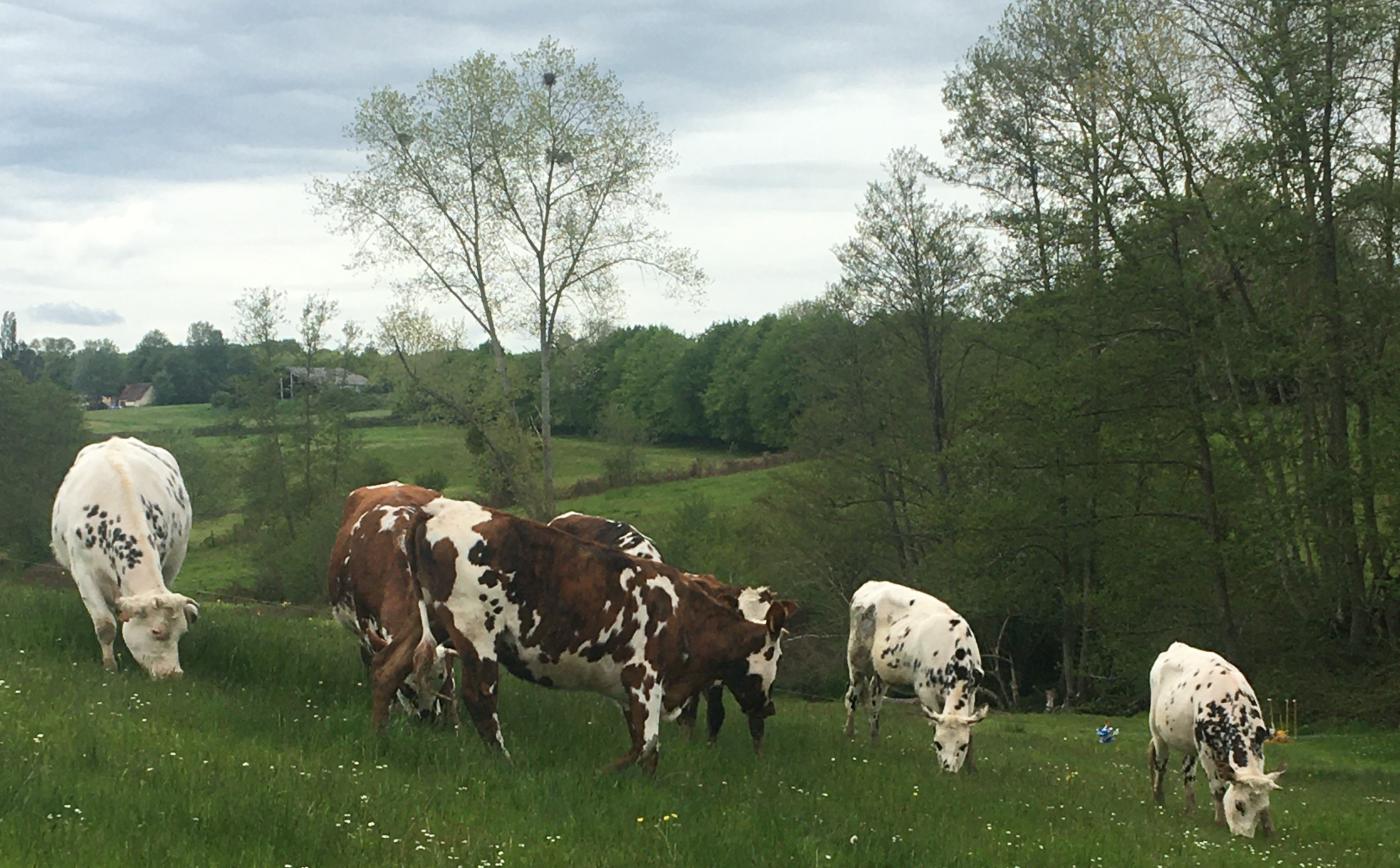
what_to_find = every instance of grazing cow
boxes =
[548,511,662,561]
[328,482,458,728]
[414,498,789,772]
[845,580,987,773]
[1149,642,1283,838]
[547,511,797,752]
[50,437,199,679]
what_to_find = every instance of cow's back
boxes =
[548,511,663,561]
[328,482,440,641]
[850,580,978,691]
[1150,641,1255,752]
[51,437,191,587]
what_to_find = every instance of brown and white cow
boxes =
[51,437,199,679]
[548,511,662,561]
[415,498,789,772]
[547,511,796,752]
[328,482,458,729]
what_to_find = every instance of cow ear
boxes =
[780,599,799,620]
[181,596,200,625]
[116,599,139,622]
[969,706,989,725]
[764,602,788,637]
[1266,766,1285,788]
[1216,761,1237,782]
[921,706,943,725]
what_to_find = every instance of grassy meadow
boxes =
[1,581,1396,867]
[81,403,771,597]
[85,404,746,500]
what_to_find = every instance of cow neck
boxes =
[105,451,169,598]
[941,680,974,715]
[676,575,765,663]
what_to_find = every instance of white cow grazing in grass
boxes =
[845,580,987,772]
[51,437,199,679]
[1149,641,1283,838]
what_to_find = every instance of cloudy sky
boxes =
[0,0,1008,350]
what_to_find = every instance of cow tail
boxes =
[408,508,439,685]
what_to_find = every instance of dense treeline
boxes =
[703,0,1400,714]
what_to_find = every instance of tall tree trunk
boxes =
[1191,375,1241,659]
[539,334,555,517]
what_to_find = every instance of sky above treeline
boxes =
[1,1,1009,351]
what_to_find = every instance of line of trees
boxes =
[706,0,1400,711]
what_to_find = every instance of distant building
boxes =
[280,366,370,399]
[116,382,156,408]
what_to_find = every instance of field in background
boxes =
[0,582,1394,867]
[82,404,775,596]
[85,404,747,500]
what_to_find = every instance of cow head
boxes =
[409,641,459,719]
[116,592,199,679]
[922,705,988,773]
[724,601,796,719]
[1220,764,1284,838]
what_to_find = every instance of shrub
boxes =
[414,468,449,493]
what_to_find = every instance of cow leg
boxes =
[677,693,700,741]
[1149,738,1169,805]
[747,711,766,756]
[1182,753,1199,814]
[609,678,662,775]
[456,648,508,758]
[369,635,420,731]
[1209,775,1228,826]
[843,677,867,738]
[75,580,118,672]
[868,676,887,744]
[705,683,726,745]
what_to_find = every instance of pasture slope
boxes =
[81,402,768,596]
[1,583,1396,867]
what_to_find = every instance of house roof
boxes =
[118,382,153,402]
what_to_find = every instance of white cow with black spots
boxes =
[844,580,987,772]
[1149,641,1284,837]
[51,437,198,679]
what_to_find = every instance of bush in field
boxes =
[0,367,87,562]
[413,468,449,493]
[598,403,648,488]
[232,289,375,602]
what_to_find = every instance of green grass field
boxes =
[82,404,767,596]
[1,582,1395,867]
[85,404,746,500]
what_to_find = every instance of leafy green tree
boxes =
[317,37,703,516]
[72,339,126,398]
[0,367,86,561]
[0,312,42,382]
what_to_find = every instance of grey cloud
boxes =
[29,302,126,326]
[2,1,1008,182]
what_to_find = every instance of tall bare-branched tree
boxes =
[316,37,703,514]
